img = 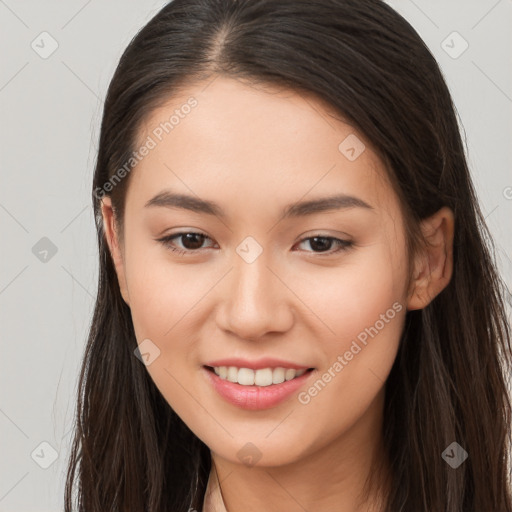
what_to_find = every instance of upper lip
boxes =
[203,357,313,371]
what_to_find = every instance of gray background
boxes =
[1,1,511,510]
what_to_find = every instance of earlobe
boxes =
[100,197,130,306]
[406,206,455,311]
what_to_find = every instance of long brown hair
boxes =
[65,0,512,510]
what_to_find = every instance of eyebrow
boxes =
[144,190,374,219]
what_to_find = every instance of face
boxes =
[101,76,447,468]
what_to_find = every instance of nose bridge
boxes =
[217,240,292,339]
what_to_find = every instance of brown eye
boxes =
[296,236,353,254]
[157,231,214,255]
[177,233,207,250]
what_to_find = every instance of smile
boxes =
[208,366,310,386]
[203,365,316,410]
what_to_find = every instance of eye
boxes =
[156,231,215,255]
[294,235,353,254]
[156,232,353,256]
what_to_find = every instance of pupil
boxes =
[183,233,204,250]
[310,237,331,252]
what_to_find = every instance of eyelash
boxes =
[156,231,353,256]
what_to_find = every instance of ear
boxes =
[101,197,130,306]
[407,206,454,311]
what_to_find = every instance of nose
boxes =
[215,252,294,341]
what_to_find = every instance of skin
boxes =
[101,75,454,512]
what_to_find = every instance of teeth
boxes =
[212,366,307,386]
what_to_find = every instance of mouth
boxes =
[202,364,316,410]
[203,365,315,387]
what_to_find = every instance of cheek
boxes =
[123,248,208,424]
[293,244,406,407]
[125,245,208,341]
[295,242,406,343]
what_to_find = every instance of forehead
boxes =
[128,76,398,220]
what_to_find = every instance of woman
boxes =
[65,0,512,510]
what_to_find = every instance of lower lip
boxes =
[203,366,314,410]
